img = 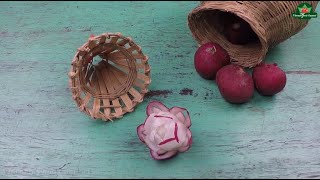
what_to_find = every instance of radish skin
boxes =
[194,42,230,80]
[252,63,287,96]
[216,64,254,104]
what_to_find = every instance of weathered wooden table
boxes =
[1,1,320,179]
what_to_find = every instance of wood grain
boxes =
[0,1,320,178]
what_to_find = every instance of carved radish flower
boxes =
[137,101,192,160]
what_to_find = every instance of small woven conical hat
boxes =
[68,32,151,121]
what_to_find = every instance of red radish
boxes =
[224,14,257,45]
[252,63,287,96]
[146,101,169,116]
[194,42,230,80]
[137,101,192,160]
[216,64,254,104]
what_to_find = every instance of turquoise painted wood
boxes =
[1,1,320,178]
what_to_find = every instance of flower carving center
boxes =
[158,123,179,145]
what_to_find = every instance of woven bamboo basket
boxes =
[68,32,151,121]
[188,1,319,68]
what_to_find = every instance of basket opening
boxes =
[189,9,266,67]
[219,12,259,45]
[80,44,137,99]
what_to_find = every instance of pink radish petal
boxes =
[141,116,150,126]
[169,107,191,128]
[180,142,192,152]
[146,101,169,116]
[150,150,178,160]
[157,149,167,155]
[158,123,179,145]
[154,115,173,120]
[187,129,192,146]
[158,138,176,146]
[179,130,192,152]
[178,145,190,152]
[137,124,146,143]
[188,136,192,146]
[179,136,192,152]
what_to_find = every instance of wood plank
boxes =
[1,1,320,179]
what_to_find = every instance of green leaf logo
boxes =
[292,3,317,19]
[299,5,310,13]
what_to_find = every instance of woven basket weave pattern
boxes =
[68,33,151,121]
[188,1,319,68]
